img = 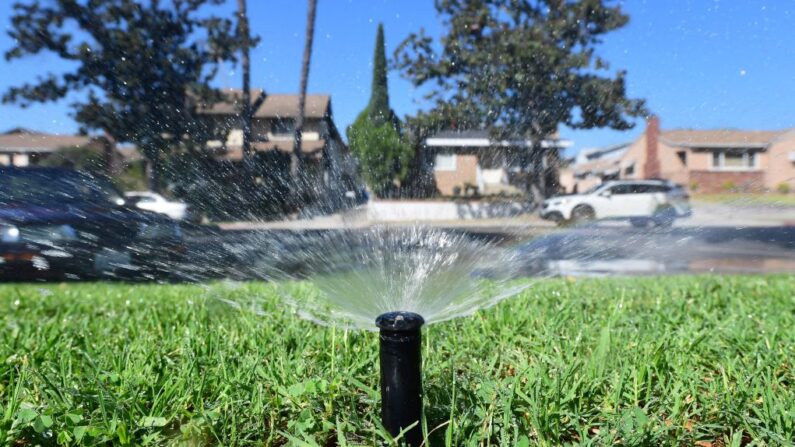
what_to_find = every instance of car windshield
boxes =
[0,170,124,207]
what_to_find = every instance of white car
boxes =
[540,180,692,227]
[125,192,189,220]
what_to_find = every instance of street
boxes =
[181,218,795,281]
[515,224,795,276]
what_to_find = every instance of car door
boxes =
[594,184,631,218]
[623,184,658,216]
[597,183,649,219]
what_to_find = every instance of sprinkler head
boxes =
[376,311,424,447]
[376,311,425,332]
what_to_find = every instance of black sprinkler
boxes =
[376,311,425,446]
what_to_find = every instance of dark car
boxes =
[0,167,184,280]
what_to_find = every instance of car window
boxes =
[646,185,671,193]
[609,185,634,195]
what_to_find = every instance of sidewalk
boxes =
[217,202,795,232]
[683,201,795,228]
[218,207,555,232]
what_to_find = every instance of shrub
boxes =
[776,183,791,194]
[722,181,737,192]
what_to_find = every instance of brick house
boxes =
[197,90,360,208]
[422,130,572,196]
[565,117,795,193]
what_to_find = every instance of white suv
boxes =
[540,180,692,227]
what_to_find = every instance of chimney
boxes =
[643,115,661,178]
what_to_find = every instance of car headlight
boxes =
[138,222,180,240]
[1,224,20,243]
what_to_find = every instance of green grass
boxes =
[1,276,794,446]
[693,193,795,207]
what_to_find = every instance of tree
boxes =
[3,0,244,190]
[348,24,413,197]
[394,0,647,199]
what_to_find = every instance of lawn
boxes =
[1,276,794,446]
[692,193,795,207]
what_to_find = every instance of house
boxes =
[197,90,359,208]
[422,129,572,196]
[565,117,795,193]
[563,142,632,193]
[0,128,94,166]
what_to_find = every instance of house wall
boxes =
[686,150,711,171]
[680,149,770,192]
[658,141,689,185]
[435,154,478,196]
[250,118,322,141]
[619,134,647,180]
[690,170,765,193]
[766,130,795,191]
[558,167,575,193]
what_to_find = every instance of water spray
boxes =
[376,311,424,447]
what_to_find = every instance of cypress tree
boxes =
[367,23,390,124]
[348,24,413,197]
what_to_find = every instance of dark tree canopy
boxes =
[3,0,246,186]
[394,0,648,138]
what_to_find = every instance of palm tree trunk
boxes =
[292,0,318,209]
[237,0,252,162]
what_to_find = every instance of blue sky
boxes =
[1,0,793,156]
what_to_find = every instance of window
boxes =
[677,151,687,166]
[272,118,294,135]
[434,153,457,171]
[624,163,635,176]
[711,151,757,170]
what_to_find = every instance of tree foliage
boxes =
[3,0,246,188]
[348,113,412,196]
[348,24,412,197]
[394,0,647,138]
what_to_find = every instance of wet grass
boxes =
[1,276,794,446]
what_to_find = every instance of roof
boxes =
[198,89,331,119]
[661,129,788,148]
[219,139,326,161]
[0,129,92,153]
[576,141,631,164]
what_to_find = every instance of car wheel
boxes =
[654,216,674,228]
[570,205,595,224]
[630,218,651,228]
[547,212,565,225]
